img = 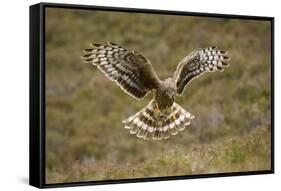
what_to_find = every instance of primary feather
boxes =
[173,46,230,95]
[82,41,160,99]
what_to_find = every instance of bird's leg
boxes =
[153,103,161,119]
[172,112,177,121]
[155,103,160,113]
[169,107,177,121]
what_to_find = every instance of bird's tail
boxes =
[122,100,195,140]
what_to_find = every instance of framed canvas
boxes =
[29,2,274,188]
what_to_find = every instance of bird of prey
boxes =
[82,42,230,140]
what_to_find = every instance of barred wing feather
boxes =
[173,47,230,95]
[82,42,160,100]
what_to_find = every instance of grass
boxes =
[46,126,271,183]
[44,7,272,183]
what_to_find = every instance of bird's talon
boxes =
[155,104,160,113]
[172,113,177,121]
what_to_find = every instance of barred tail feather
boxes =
[122,100,195,140]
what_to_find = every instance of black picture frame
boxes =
[29,2,274,188]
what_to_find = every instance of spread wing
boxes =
[173,46,230,95]
[82,42,160,100]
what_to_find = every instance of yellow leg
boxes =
[172,112,177,121]
[155,104,160,113]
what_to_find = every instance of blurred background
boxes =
[45,7,272,184]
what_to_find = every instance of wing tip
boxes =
[90,43,101,47]
[107,41,117,46]
[82,48,93,53]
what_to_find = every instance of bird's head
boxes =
[163,78,177,98]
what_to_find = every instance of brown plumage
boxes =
[82,42,230,140]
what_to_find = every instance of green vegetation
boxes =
[45,8,272,184]
[46,126,270,182]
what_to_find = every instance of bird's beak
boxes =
[168,93,173,98]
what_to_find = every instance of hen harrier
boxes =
[82,42,230,140]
